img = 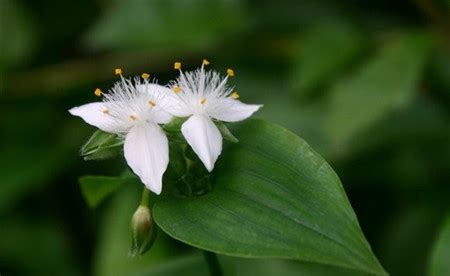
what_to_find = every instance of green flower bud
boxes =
[129,205,157,257]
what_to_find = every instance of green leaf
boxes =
[326,33,432,153]
[291,21,364,98]
[94,184,189,276]
[0,145,69,214]
[429,214,450,276]
[153,119,386,275]
[134,253,372,276]
[378,207,443,275]
[216,121,239,143]
[163,117,187,133]
[0,217,80,275]
[79,175,127,208]
[134,254,208,276]
[220,257,371,276]
[83,0,248,52]
[81,130,123,161]
[0,0,37,69]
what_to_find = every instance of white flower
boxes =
[167,62,262,171]
[69,75,172,194]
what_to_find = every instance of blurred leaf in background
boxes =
[1,0,450,275]
[290,20,365,99]
[79,175,126,208]
[325,32,433,156]
[93,182,191,276]
[0,0,37,70]
[83,0,249,52]
[429,214,450,276]
[0,217,81,275]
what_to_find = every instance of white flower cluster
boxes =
[69,61,262,194]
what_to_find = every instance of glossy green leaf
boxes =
[429,214,450,276]
[81,130,123,161]
[326,33,432,153]
[79,175,127,208]
[153,119,386,275]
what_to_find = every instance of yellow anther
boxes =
[102,108,109,114]
[94,88,103,97]
[200,98,207,105]
[173,86,181,93]
[141,73,150,80]
[174,62,181,70]
[115,68,122,75]
[129,114,137,121]
[227,68,235,77]
[202,59,210,65]
[148,100,156,107]
[231,91,240,99]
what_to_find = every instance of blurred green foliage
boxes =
[429,213,450,276]
[1,0,449,275]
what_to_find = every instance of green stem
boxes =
[202,250,223,276]
[140,187,150,207]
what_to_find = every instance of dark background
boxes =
[1,0,449,275]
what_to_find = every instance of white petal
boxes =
[165,101,192,118]
[137,83,171,99]
[181,115,222,172]
[124,123,169,194]
[137,84,176,124]
[69,102,124,133]
[154,85,193,118]
[209,98,262,122]
[161,93,192,118]
[151,108,173,124]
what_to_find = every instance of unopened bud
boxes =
[129,205,156,257]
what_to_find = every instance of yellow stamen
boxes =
[148,100,156,107]
[227,68,235,77]
[102,108,109,114]
[94,88,103,97]
[115,68,122,75]
[200,98,207,105]
[202,59,210,65]
[231,91,240,99]
[173,86,181,93]
[129,114,137,121]
[174,62,181,70]
[141,73,150,80]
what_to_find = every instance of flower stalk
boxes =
[140,187,150,207]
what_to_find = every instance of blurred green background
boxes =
[1,0,449,275]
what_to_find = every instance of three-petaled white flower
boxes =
[70,63,262,195]
[69,76,172,194]
[167,63,262,171]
